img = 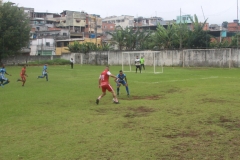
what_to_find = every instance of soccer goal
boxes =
[121,51,163,74]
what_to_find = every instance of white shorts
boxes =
[0,77,8,81]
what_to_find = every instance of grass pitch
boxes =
[1,65,240,160]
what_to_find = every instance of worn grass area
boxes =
[1,65,240,160]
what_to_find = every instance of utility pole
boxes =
[201,6,207,49]
[237,0,239,48]
[180,8,182,49]
[95,15,97,46]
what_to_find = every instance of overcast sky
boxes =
[6,0,239,25]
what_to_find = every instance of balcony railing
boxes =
[37,45,55,51]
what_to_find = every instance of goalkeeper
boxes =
[116,70,129,96]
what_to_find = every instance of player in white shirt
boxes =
[70,58,74,69]
[135,56,141,73]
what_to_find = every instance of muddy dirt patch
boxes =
[124,106,155,118]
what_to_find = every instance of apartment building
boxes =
[55,10,87,38]
[85,14,103,38]
[102,22,115,32]
[134,16,166,27]
[102,15,134,29]
[228,20,240,32]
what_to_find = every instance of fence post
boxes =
[182,50,185,68]
[229,48,232,69]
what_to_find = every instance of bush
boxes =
[28,59,70,66]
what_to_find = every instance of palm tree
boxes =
[107,26,125,50]
[187,14,211,49]
[151,24,178,50]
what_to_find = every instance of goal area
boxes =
[121,51,163,74]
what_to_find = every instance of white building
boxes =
[102,15,134,29]
[30,37,55,55]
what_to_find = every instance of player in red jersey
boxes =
[96,66,119,104]
[17,65,28,86]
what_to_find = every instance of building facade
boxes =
[176,15,193,24]
[55,10,87,38]
[134,16,166,27]
[102,15,134,29]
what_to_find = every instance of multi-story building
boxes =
[56,10,87,38]
[30,27,70,55]
[85,14,103,38]
[134,16,166,27]
[19,7,35,19]
[228,20,240,32]
[176,15,193,24]
[102,22,115,32]
[102,15,134,29]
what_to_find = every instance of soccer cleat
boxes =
[114,101,119,104]
[96,99,99,105]
[127,94,130,97]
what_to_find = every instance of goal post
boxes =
[121,51,163,74]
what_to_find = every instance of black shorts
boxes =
[136,65,141,69]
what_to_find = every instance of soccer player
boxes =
[96,65,119,105]
[17,65,28,86]
[135,56,141,73]
[140,56,145,70]
[0,64,12,87]
[70,58,74,69]
[116,70,129,96]
[37,64,48,81]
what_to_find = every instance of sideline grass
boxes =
[1,65,240,159]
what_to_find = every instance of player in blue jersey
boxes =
[37,64,48,81]
[0,64,12,87]
[116,70,129,96]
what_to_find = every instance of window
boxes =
[63,33,67,36]
[46,42,50,46]
[63,41,69,47]
[57,42,62,47]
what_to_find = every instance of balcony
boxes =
[70,32,83,37]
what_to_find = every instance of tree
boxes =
[68,42,111,53]
[187,14,211,48]
[107,26,125,50]
[175,22,190,49]
[222,21,228,29]
[0,2,31,61]
[210,37,231,48]
[151,24,178,50]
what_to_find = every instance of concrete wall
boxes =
[2,49,240,68]
[2,55,61,65]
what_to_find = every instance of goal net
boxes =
[121,51,163,74]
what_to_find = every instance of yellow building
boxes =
[55,38,102,55]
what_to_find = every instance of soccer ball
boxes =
[112,98,115,102]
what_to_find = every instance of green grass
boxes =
[1,65,240,160]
